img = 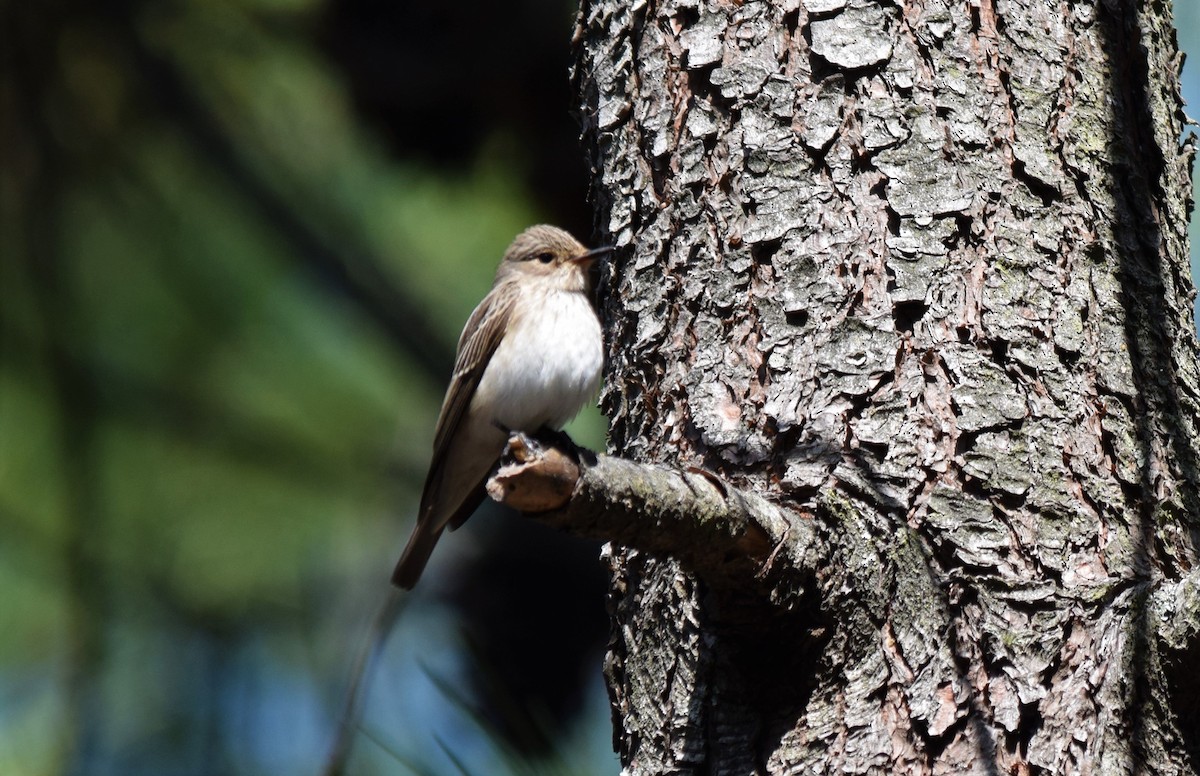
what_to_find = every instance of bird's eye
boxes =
[536,252,554,264]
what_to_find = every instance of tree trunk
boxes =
[570,0,1200,771]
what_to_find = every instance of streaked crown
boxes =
[494,224,601,292]
[502,225,587,265]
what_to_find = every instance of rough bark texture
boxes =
[571,0,1200,772]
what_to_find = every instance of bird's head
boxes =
[496,224,611,292]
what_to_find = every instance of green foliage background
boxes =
[1,0,610,773]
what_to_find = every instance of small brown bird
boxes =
[392,225,609,589]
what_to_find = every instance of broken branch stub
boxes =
[487,432,819,593]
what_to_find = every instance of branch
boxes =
[486,433,820,591]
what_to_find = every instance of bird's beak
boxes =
[569,245,614,267]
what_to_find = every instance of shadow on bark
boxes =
[838,446,1004,775]
[1101,0,1200,769]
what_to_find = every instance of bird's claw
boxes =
[502,428,575,464]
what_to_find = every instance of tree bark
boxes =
[566,0,1200,771]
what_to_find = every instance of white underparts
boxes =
[472,284,603,432]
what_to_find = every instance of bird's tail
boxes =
[391,524,443,589]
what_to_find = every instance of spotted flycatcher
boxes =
[392,225,609,589]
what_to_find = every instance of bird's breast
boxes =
[472,289,603,432]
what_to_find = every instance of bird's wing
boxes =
[425,285,515,493]
[394,286,516,589]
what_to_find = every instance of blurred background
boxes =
[0,0,613,773]
[0,0,1197,774]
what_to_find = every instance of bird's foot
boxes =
[504,430,539,463]
[503,427,576,464]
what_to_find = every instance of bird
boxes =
[392,225,610,589]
